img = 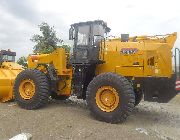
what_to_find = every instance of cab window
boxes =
[77,25,90,45]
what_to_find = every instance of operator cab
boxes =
[69,20,110,99]
[69,20,110,64]
[0,50,16,64]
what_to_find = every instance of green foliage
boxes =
[57,45,71,53]
[30,22,63,54]
[17,56,28,69]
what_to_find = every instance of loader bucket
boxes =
[0,62,23,102]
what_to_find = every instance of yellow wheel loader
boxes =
[13,20,178,123]
[0,50,23,102]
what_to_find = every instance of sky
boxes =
[0,0,180,59]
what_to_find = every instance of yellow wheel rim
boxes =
[96,86,120,112]
[19,79,36,100]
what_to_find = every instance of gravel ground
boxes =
[0,95,180,140]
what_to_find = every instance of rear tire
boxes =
[14,69,50,110]
[86,73,135,123]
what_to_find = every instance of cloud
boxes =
[0,0,68,59]
[0,0,179,59]
[0,0,40,24]
[0,9,33,58]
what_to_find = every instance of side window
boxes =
[2,55,8,60]
[1,55,15,62]
[12,56,15,62]
[8,55,12,61]
[93,25,105,36]
[93,25,105,45]
[0,55,2,63]
[77,25,90,45]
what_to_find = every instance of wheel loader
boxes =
[0,49,23,102]
[12,20,178,123]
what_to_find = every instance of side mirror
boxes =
[69,27,74,40]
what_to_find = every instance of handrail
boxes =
[174,48,180,78]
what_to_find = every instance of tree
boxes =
[30,22,64,54]
[17,56,28,69]
[57,44,71,53]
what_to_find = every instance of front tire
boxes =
[14,69,50,110]
[86,73,135,123]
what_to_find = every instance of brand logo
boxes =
[120,48,138,54]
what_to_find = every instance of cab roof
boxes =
[0,50,16,56]
[71,20,111,32]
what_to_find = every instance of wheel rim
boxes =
[19,79,36,100]
[96,86,120,112]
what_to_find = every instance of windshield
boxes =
[77,25,90,45]
[2,55,15,62]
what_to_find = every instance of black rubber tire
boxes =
[14,69,50,110]
[51,92,69,100]
[86,73,135,123]
[135,92,143,106]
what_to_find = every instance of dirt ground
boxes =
[0,95,180,140]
